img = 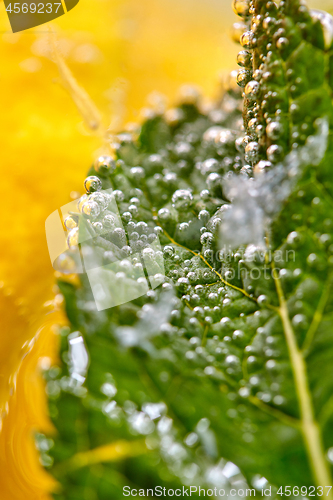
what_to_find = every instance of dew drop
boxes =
[81,200,100,219]
[158,208,172,221]
[67,228,79,249]
[245,141,260,163]
[276,37,289,50]
[94,155,116,174]
[232,0,250,17]
[236,69,252,87]
[84,176,102,193]
[237,50,252,67]
[240,30,257,49]
[267,144,284,163]
[64,215,78,230]
[172,189,193,209]
[244,80,260,100]
[266,121,283,140]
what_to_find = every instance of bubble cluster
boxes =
[233,0,333,170]
[46,7,333,489]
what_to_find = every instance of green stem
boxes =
[273,266,333,492]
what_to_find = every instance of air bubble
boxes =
[64,215,78,230]
[267,144,284,162]
[81,201,100,219]
[84,176,102,193]
[89,191,108,211]
[232,0,250,17]
[198,210,210,224]
[158,208,172,221]
[237,50,252,67]
[67,228,79,249]
[244,80,260,100]
[94,155,116,174]
[240,30,257,49]
[254,160,272,175]
[236,69,252,87]
[245,141,260,163]
[276,37,289,50]
[130,166,145,180]
[266,121,283,140]
[172,189,193,209]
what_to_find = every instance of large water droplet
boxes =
[240,30,257,49]
[232,0,250,17]
[172,189,193,209]
[84,176,102,193]
[67,227,79,248]
[244,80,260,100]
[81,200,100,219]
[94,155,116,174]
[64,215,78,230]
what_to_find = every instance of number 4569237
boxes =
[277,486,333,496]
[5,3,62,14]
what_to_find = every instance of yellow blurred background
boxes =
[0,0,330,498]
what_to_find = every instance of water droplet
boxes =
[200,189,210,200]
[266,121,283,140]
[206,172,222,190]
[172,189,193,209]
[158,208,172,221]
[103,214,117,229]
[240,30,257,49]
[267,144,284,162]
[236,69,252,87]
[254,160,272,175]
[64,215,78,230]
[248,118,259,135]
[130,166,145,180]
[89,191,108,211]
[84,176,102,193]
[244,80,260,100]
[94,155,116,174]
[81,200,100,219]
[257,294,269,306]
[276,37,289,50]
[245,141,260,163]
[287,231,301,246]
[112,189,125,202]
[203,125,225,143]
[184,432,199,447]
[232,0,250,17]
[200,231,214,246]
[262,16,276,32]
[198,209,210,224]
[237,50,252,67]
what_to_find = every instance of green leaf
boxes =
[42,0,333,498]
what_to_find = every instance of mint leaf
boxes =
[42,0,333,497]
